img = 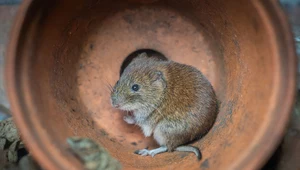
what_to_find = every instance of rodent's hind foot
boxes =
[175,145,202,160]
[134,149,150,156]
[134,146,168,157]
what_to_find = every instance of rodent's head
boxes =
[111,53,166,112]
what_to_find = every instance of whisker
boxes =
[102,77,114,93]
[104,84,113,93]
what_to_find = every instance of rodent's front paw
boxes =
[123,116,135,124]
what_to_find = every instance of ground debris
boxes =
[0,118,41,170]
[0,118,20,142]
[67,137,122,170]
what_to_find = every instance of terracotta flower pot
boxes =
[5,0,297,169]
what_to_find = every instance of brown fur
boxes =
[111,52,218,153]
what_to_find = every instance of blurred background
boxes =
[0,0,299,169]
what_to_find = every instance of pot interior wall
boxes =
[16,0,278,169]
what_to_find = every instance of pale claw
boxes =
[123,115,135,124]
[134,149,150,156]
[134,146,168,158]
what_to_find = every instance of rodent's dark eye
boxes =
[131,84,140,92]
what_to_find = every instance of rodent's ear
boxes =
[151,71,166,88]
[150,71,164,82]
[137,52,148,59]
[127,52,149,68]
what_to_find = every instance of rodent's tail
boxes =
[175,146,202,160]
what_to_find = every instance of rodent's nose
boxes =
[112,100,120,108]
[111,96,120,108]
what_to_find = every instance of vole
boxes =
[110,52,218,160]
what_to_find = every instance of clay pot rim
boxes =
[5,0,297,170]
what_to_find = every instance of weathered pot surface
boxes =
[5,0,297,169]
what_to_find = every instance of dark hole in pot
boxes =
[120,49,168,76]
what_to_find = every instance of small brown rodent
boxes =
[110,52,218,160]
